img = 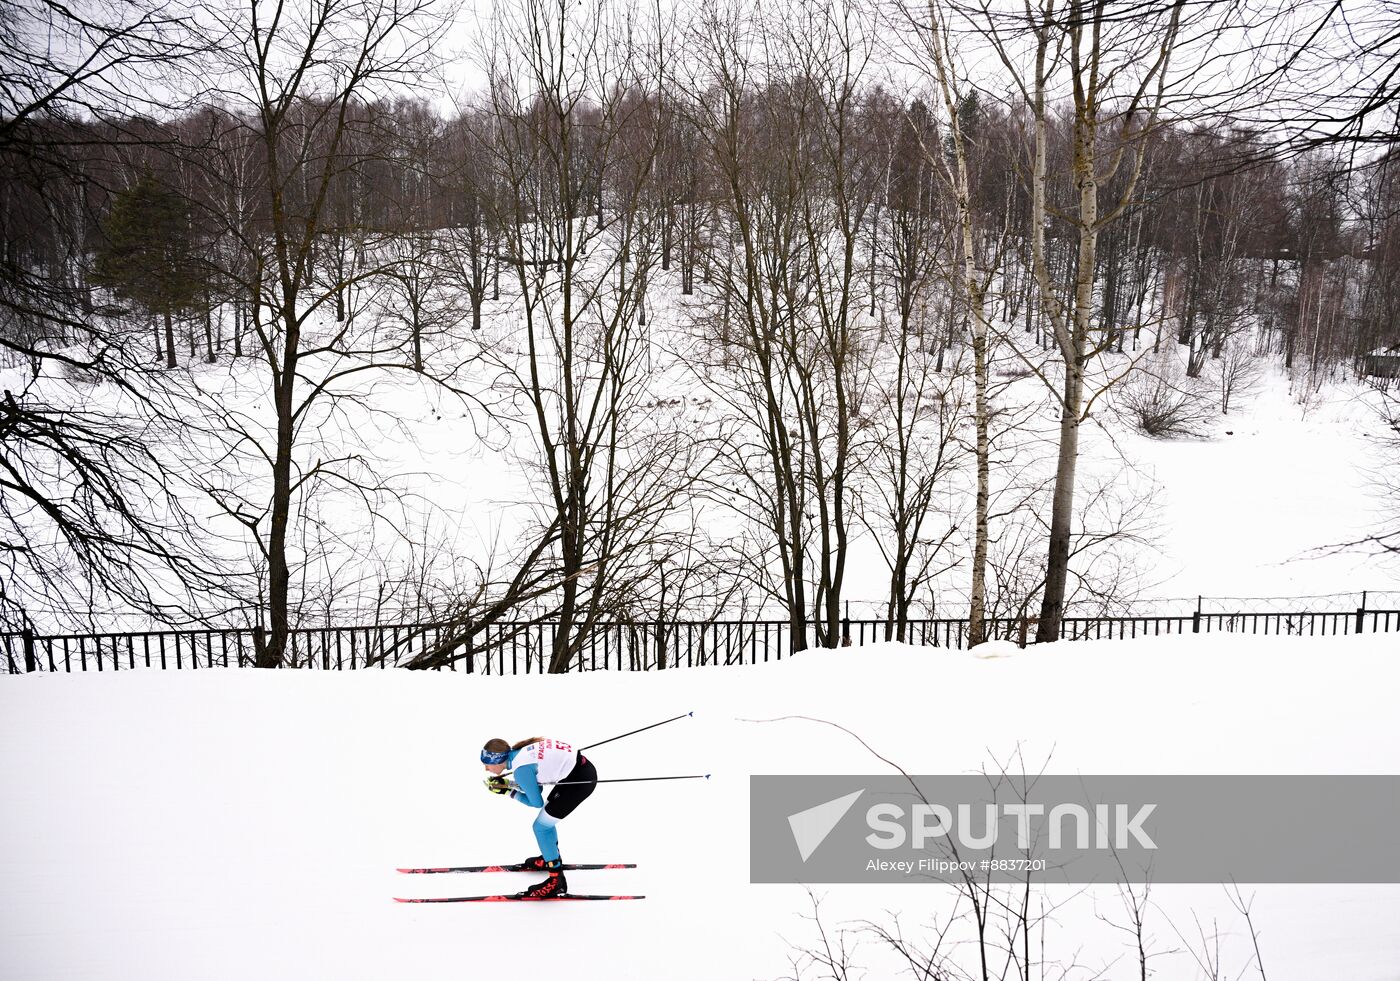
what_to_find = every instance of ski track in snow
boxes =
[3,634,1399,980]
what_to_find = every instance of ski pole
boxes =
[543,774,711,787]
[578,711,693,753]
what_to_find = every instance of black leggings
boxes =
[544,754,597,819]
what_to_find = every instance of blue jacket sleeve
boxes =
[511,763,545,808]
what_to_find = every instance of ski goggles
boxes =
[480,748,510,766]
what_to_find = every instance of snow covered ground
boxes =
[4,633,1398,980]
[10,241,1400,635]
[1120,371,1400,601]
[12,271,1400,632]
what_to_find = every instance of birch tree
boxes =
[896,0,1014,645]
[970,0,1187,642]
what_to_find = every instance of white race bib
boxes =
[519,738,577,785]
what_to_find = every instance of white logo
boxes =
[787,790,864,862]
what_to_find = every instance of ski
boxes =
[394,894,644,903]
[397,863,636,874]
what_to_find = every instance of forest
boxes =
[3,0,1398,666]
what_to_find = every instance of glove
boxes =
[485,775,512,796]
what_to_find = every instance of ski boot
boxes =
[516,855,550,871]
[517,860,567,899]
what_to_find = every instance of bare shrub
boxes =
[1117,357,1217,438]
[57,360,102,386]
[1215,340,1265,414]
[771,724,1274,981]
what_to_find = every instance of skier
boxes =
[481,736,598,898]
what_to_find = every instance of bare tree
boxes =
[686,0,880,649]
[684,10,821,647]
[480,0,706,672]
[0,0,231,629]
[194,0,455,664]
[895,0,1015,646]
[377,232,460,373]
[1216,339,1263,415]
[439,109,506,332]
[856,93,965,640]
[862,314,964,641]
[966,0,1188,641]
[767,723,1265,981]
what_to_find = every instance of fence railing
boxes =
[5,603,1398,674]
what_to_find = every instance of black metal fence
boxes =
[4,601,1398,674]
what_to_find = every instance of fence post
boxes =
[1192,596,1202,634]
[841,600,852,647]
[464,616,474,674]
[1355,590,1367,634]
[22,628,37,673]
[656,574,668,670]
[1017,616,1039,649]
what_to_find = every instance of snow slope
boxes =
[3,634,1398,980]
[12,273,1400,632]
[1119,371,1400,601]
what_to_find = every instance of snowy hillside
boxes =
[4,633,1398,980]
[10,286,1395,635]
[1114,370,1400,599]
